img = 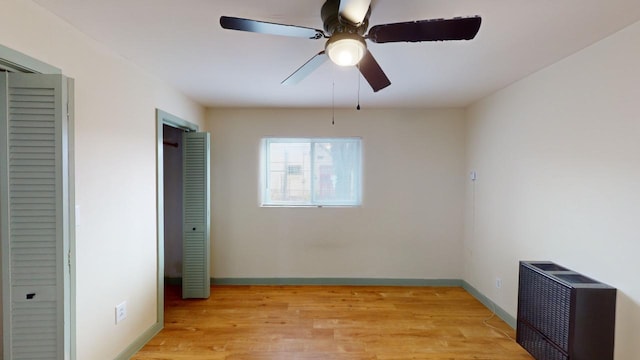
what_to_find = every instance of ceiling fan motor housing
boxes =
[321,0,369,36]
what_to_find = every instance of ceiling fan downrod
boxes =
[321,0,369,36]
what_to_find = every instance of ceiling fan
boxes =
[220,0,481,92]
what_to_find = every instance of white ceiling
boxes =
[34,0,640,109]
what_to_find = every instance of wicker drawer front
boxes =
[518,322,568,360]
[518,265,571,351]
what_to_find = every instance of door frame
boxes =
[0,44,75,359]
[155,109,198,325]
[0,44,61,74]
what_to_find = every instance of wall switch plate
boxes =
[115,301,127,324]
[495,278,503,289]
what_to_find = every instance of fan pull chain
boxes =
[357,68,361,110]
[332,81,335,125]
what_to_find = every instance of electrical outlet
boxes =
[115,301,127,324]
[495,278,503,289]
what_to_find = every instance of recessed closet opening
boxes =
[163,124,185,290]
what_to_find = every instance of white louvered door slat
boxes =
[182,132,210,299]
[1,73,69,360]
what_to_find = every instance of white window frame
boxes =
[260,137,362,207]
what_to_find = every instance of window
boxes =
[261,137,362,206]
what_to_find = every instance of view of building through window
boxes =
[262,138,362,206]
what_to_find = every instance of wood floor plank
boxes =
[132,285,533,360]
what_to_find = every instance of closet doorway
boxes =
[0,65,75,359]
[155,110,210,326]
[1,56,74,359]
[163,124,184,284]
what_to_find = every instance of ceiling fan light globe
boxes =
[326,37,366,67]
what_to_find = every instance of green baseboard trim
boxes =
[462,281,516,329]
[166,277,463,287]
[211,277,463,287]
[114,322,162,360]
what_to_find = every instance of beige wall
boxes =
[207,108,466,280]
[1,1,205,359]
[4,0,639,358]
[465,21,640,359]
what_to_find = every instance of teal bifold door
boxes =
[182,131,210,299]
[1,73,71,359]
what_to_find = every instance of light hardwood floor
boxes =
[132,285,534,359]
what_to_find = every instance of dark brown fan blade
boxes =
[367,16,481,43]
[282,51,329,85]
[220,16,326,39]
[358,50,391,92]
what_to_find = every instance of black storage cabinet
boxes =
[517,261,616,360]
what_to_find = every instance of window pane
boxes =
[267,141,311,203]
[313,140,360,204]
[263,137,361,206]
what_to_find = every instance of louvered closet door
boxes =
[182,132,210,299]
[0,73,70,360]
